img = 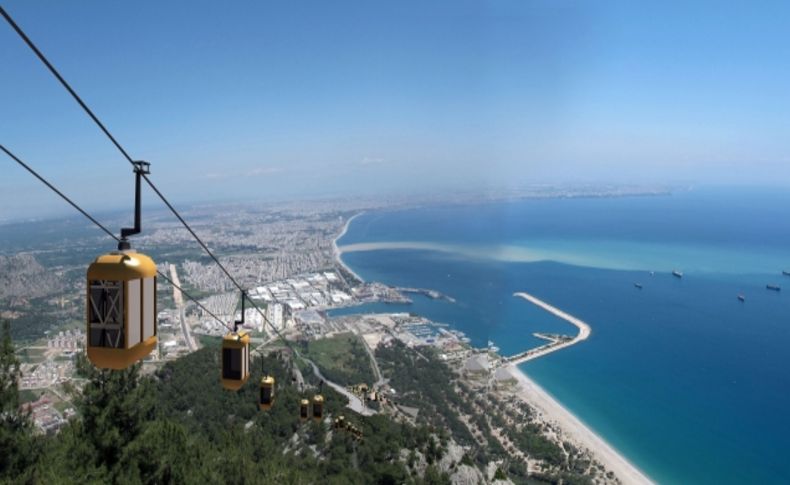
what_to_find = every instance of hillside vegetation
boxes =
[0,322,605,484]
[0,324,450,484]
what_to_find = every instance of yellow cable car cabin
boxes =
[259,375,275,410]
[221,330,250,391]
[86,251,157,370]
[333,415,345,429]
[312,394,324,422]
[299,399,310,421]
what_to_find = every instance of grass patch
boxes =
[197,334,222,349]
[19,389,44,403]
[53,400,74,414]
[17,348,47,364]
[302,332,375,386]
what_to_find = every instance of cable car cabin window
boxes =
[127,279,141,347]
[313,401,323,419]
[88,280,124,348]
[222,347,242,380]
[260,386,272,404]
[142,277,156,339]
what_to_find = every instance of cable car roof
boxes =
[88,252,157,280]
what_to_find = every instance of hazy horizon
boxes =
[3,0,790,220]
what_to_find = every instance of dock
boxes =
[504,292,591,365]
[395,286,456,303]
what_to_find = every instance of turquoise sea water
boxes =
[333,188,790,484]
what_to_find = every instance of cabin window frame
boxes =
[88,279,125,348]
[222,347,243,380]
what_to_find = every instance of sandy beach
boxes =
[333,212,365,282]
[507,366,653,484]
[508,292,651,483]
[508,365,652,484]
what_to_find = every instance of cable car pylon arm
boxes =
[234,290,246,332]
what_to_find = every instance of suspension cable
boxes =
[0,144,233,334]
[0,145,118,241]
[0,6,137,169]
[155,270,230,333]
[140,175,297,347]
[1,6,298,354]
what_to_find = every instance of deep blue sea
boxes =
[331,187,790,484]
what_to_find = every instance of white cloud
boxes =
[202,165,285,179]
[246,166,284,177]
[359,156,386,166]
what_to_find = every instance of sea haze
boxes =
[333,187,790,484]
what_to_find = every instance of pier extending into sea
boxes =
[504,292,591,365]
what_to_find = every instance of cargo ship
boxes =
[766,284,781,292]
[672,270,683,278]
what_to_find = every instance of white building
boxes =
[267,303,285,331]
[238,308,264,332]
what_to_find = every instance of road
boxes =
[169,264,196,351]
[360,337,386,390]
[249,338,374,415]
[306,359,376,416]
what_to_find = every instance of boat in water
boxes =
[738,294,746,302]
[672,270,683,278]
[634,283,643,289]
[766,284,781,292]
[783,270,790,277]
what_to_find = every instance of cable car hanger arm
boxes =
[119,161,150,249]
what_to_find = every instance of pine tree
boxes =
[72,356,156,474]
[37,355,157,482]
[0,320,38,480]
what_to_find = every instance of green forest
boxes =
[0,322,449,484]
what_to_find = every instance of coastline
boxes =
[333,212,365,283]
[508,365,653,485]
[335,211,653,484]
[508,291,651,483]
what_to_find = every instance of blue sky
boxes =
[2,1,789,220]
